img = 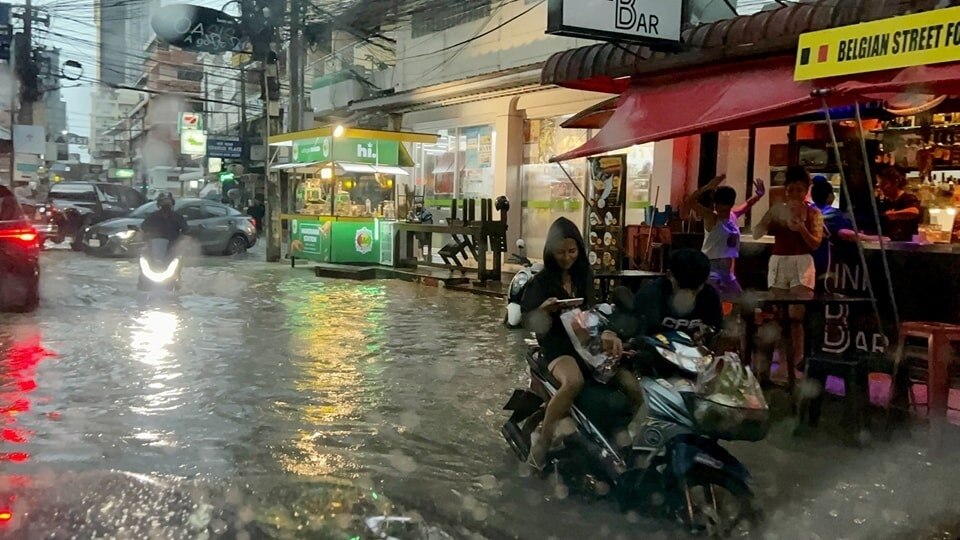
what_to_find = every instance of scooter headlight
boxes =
[139,257,180,283]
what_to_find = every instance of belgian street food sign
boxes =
[795,6,960,81]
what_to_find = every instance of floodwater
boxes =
[1,246,959,539]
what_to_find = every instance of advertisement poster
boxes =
[478,127,493,168]
[586,155,627,274]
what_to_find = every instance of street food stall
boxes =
[271,127,438,265]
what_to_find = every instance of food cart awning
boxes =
[552,58,960,162]
[337,163,410,176]
[268,127,438,146]
[270,161,322,171]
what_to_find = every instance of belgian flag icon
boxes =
[800,45,831,66]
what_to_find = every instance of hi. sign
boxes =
[152,4,249,54]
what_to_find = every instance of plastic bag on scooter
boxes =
[687,353,770,441]
[560,308,619,383]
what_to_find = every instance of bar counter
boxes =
[738,237,960,329]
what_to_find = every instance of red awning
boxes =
[552,58,960,162]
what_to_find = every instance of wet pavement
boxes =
[1,246,960,539]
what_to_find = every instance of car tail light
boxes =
[0,227,39,245]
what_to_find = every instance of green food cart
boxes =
[272,127,436,265]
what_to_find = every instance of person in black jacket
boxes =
[632,249,723,339]
[141,192,189,243]
[520,217,626,470]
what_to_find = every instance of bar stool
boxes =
[890,321,960,453]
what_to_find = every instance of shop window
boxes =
[418,129,455,206]
[411,0,490,38]
[457,125,495,200]
[415,126,495,207]
[520,117,589,259]
[715,130,752,225]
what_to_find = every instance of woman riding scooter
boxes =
[520,217,642,470]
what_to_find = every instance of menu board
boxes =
[586,155,627,274]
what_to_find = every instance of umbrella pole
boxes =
[853,100,902,334]
[820,98,886,335]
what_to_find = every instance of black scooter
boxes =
[501,331,766,536]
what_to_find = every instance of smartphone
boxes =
[555,298,584,307]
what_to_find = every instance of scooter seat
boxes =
[526,347,632,437]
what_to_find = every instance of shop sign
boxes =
[292,137,331,163]
[546,0,682,45]
[110,168,135,179]
[333,138,400,166]
[151,4,248,54]
[207,136,242,158]
[796,6,960,81]
[586,154,627,274]
[181,130,207,156]
[179,112,203,133]
[354,226,374,255]
[289,219,330,261]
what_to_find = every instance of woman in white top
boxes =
[683,175,766,300]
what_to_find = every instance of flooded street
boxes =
[2,248,960,539]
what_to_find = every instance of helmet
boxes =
[495,196,510,213]
[157,192,175,209]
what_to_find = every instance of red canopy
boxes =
[552,57,960,162]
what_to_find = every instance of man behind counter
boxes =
[876,166,921,242]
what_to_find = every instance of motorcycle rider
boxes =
[141,192,189,246]
[520,217,636,470]
[627,249,724,340]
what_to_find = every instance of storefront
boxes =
[541,0,960,334]
[270,127,438,265]
[395,86,666,261]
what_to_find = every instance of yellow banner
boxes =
[795,6,960,81]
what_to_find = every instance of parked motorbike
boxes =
[501,330,765,536]
[137,233,182,292]
[504,239,543,329]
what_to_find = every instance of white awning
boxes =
[337,163,410,176]
[270,161,322,171]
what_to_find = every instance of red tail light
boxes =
[0,227,39,245]
[0,510,11,522]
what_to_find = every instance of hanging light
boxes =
[320,167,333,180]
[333,125,345,138]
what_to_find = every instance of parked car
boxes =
[47,182,146,250]
[82,198,257,257]
[16,197,58,249]
[0,186,40,312]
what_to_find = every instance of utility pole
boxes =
[288,0,302,133]
[242,0,282,262]
[20,0,29,126]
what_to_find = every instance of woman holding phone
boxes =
[520,217,633,470]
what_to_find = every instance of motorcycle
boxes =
[501,329,766,536]
[504,239,542,329]
[137,233,182,292]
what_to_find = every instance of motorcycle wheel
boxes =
[678,469,761,537]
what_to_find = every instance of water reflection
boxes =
[129,310,184,415]
[277,284,386,477]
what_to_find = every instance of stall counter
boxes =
[283,214,396,265]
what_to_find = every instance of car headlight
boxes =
[114,230,137,240]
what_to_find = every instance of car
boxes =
[47,182,146,250]
[0,186,40,312]
[82,198,257,257]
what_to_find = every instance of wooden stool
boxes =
[891,321,960,453]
